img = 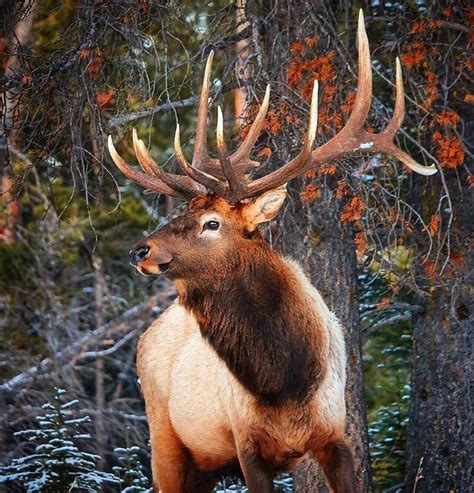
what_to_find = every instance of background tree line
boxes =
[0,0,471,491]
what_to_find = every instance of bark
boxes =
[93,254,107,470]
[406,112,473,492]
[258,1,371,490]
[234,0,251,126]
[406,280,473,492]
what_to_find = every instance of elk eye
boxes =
[203,220,220,231]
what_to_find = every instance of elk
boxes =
[108,11,436,493]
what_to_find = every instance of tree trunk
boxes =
[406,119,473,492]
[257,1,371,490]
[279,189,371,493]
[406,279,473,492]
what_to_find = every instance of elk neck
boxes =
[177,237,327,406]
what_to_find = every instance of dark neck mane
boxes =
[179,240,326,405]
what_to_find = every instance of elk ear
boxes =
[242,186,287,231]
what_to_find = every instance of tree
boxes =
[0,1,471,491]
[113,442,151,492]
[388,3,472,491]
[0,388,120,492]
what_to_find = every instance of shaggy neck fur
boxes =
[178,239,327,406]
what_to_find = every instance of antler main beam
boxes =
[108,10,436,203]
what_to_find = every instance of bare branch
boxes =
[0,297,162,393]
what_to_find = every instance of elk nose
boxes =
[130,245,150,266]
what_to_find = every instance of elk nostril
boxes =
[130,246,150,266]
[136,246,150,260]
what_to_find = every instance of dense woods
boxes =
[0,1,471,492]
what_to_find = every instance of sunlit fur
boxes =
[134,195,356,492]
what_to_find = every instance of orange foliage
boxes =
[322,83,337,105]
[264,110,281,135]
[467,7,474,25]
[401,41,426,69]
[290,41,305,56]
[411,18,441,34]
[287,61,303,88]
[376,297,391,310]
[305,36,318,47]
[411,21,426,34]
[87,49,103,80]
[443,7,454,18]
[422,69,439,108]
[286,114,301,126]
[449,252,465,269]
[428,214,441,235]
[308,52,336,82]
[433,132,465,168]
[341,197,366,222]
[467,175,474,189]
[464,94,474,104]
[257,147,272,158]
[423,259,437,279]
[318,163,337,176]
[437,110,460,127]
[340,91,356,114]
[97,91,115,109]
[354,231,368,254]
[300,184,321,202]
[335,179,349,199]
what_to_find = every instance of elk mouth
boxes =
[158,260,172,273]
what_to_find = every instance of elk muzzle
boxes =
[129,242,174,276]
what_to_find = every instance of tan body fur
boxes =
[138,259,348,489]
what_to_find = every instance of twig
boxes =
[78,327,141,360]
[362,310,421,341]
[0,297,158,393]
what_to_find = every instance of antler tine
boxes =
[344,9,372,133]
[193,50,214,169]
[132,130,203,197]
[376,57,437,175]
[216,106,246,201]
[174,124,226,194]
[231,84,271,164]
[242,80,319,199]
[108,136,189,198]
[132,128,160,177]
[382,57,405,139]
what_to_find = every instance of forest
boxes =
[0,0,472,492]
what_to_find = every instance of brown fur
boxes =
[133,196,357,492]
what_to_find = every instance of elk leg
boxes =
[148,410,190,493]
[184,468,218,493]
[236,441,274,493]
[313,439,358,493]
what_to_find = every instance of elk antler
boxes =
[238,9,437,200]
[108,10,436,203]
[108,50,270,200]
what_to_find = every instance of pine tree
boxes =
[113,443,151,492]
[0,388,120,492]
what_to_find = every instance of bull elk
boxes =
[108,11,436,493]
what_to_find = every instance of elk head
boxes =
[108,11,436,282]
